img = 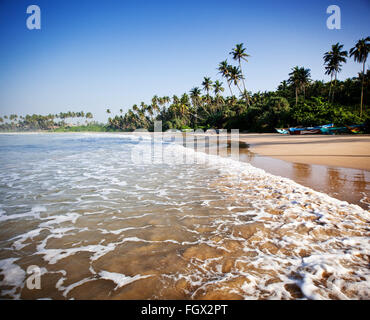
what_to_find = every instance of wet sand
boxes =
[1,133,369,300]
[235,134,370,209]
[196,133,370,210]
[239,134,370,171]
[237,149,370,210]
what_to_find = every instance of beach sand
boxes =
[238,134,370,170]
[234,134,370,209]
[190,132,369,209]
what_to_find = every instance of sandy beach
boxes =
[238,134,370,171]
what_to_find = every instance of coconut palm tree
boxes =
[190,87,202,107]
[213,80,224,96]
[202,77,213,95]
[299,67,311,100]
[213,81,225,110]
[278,80,289,91]
[323,43,348,102]
[288,66,311,106]
[151,95,160,114]
[106,109,111,114]
[86,112,93,119]
[350,37,370,116]
[228,66,244,95]
[218,60,233,96]
[230,43,250,104]
[240,89,250,102]
[324,61,336,100]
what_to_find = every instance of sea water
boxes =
[0,133,369,299]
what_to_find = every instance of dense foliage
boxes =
[104,71,369,133]
[0,111,94,131]
[105,39,369,133]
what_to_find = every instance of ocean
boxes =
[0,133,369,299]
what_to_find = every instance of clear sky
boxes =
[0,0,369,122]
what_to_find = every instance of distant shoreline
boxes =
[1,131,370,171]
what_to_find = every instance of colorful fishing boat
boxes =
[345,124,364,133]
[275,128,289,134]
[321,124,364,135]
[289,123,334,135]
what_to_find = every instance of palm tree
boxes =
[213,81,225,110]
[299,67,311,100]
[146,105,154,121]
[323,43,348,102]
[190,87,202,107]
[228,66,244,95]
[350,37,370,116]
[213,80,224,96]
[324,60,336,100]
[240,89,250,102]
[288,66,311,106]
[106,109,111,114]
[202,77,213,96]
[218,60,233,95]
[132,104,139,114]
[151,95,160,114]
[278,80,289,91]
[230,43,250,104]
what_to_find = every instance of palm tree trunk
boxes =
[227,80,233,96]
[332,72,337,103]
[236,83,243,95]
[360,61,365,117]
[328,74,333,101]
[295,87,298,106]
[239,60,247,92]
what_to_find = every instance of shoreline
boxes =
[238,133,370,171]
[2,131,370,171]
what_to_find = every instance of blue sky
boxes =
[0,0,369,122]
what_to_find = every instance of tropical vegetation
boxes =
[1,38,369,133]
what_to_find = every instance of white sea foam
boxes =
[0,133,369,300]
[0,258,26,299]
[99,271,152,290]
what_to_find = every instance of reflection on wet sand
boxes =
[234,147,370,210]
[293,163,312,180]
[190,135,369,209]
[327,168,345,193]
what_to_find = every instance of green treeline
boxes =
[0,111,95,131]
[1,38,369,133]
[106,39,370,133]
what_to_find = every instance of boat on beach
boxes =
[276,124,334,135]
[286,124,334,135]
[275,128,289,134]
[320,124,364,135]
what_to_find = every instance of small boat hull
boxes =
[275,128,289,134]
[289,124,334,135]
[289,129,322,135]
[321,124,364,135]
